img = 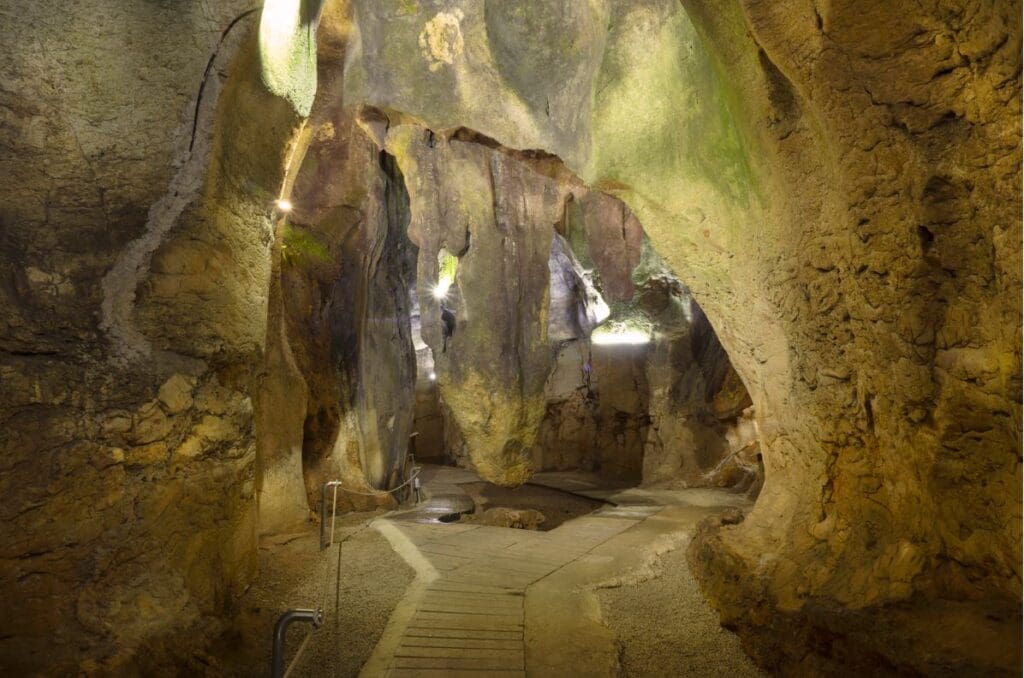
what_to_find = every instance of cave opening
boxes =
[399,174,762,519]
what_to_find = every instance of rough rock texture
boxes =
[640,293,762,494]
[345,0,1022,673]
[391,149,757,488]
[532,341,650,482]
[0,2,415,671]
[533,298,759,490]
[385,125,563,485]
[0,3,292,671]
[1,0,1019,674]
[563,190,645,304]
[409,303,448,462]
[537,192,760,489]
[256,8,418,518]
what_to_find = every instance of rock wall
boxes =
[532,340,650,482]
[256,7,418,517]
[385,125,563,485]
[345,0,1022,672]
[0,1,416,670]
[0,0,1018,673]
[534,276,760,491]
[0,2,295,670]
[385,138,758,490]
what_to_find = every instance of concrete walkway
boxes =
[360,468,750,678]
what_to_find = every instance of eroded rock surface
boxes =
[256,11,419,519]
[386,125,564,485]
[0,3,414,671]
[0,3,294,670]
[345,0,1023,672]
[0,0,1019,674]
[534,245,760,491]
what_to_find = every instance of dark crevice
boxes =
[917,225,935,254]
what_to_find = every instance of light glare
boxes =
[431,281,451,300]
[275,198,293,212]
[591,328,651,346]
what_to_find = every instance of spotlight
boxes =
[431,281,450,300]
[591,327,651,346]
[428,372,437,381]
[275,198,293,212]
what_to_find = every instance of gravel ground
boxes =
[209,511,414,677]
[597,539,765,677]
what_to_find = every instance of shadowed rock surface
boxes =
[0,0,1019,674]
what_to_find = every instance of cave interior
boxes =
[0,0,1021,676]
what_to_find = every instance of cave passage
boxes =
[0,0,1019,676]
[224,107,768,674]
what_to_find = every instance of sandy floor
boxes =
[209,511,414,677]
[597,538,764,677]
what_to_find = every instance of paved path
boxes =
[360,469,749,678]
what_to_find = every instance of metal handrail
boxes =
[319,480,341,550]
[270,607,323,678]
[319,470,424,549]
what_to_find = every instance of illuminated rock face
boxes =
[0,2,414,671]
[0,3,286,672]
[536,193,761,490]
[0,0,1019,675]
[344,0,1021,673]
[385,126,562,486]
[258,27,419,522]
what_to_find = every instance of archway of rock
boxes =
[221,1,773,673]
[247,125,768,678]
[240,0,1022,674]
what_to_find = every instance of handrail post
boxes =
[270,608,323,678]
[319,480,340,550]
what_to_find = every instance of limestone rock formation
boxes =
[0,3,288,670]
[0,0,1018,674]
[0,3,412,670]
[270,93,418,514]
[343,0,1022,672]
[385,125,564,485]
[533,231,761,491]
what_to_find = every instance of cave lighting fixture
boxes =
[431,280,451,300]
[274,198,293,212]
[428,371,437,381]
[591,327,652,346]
[433,250,459,300]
